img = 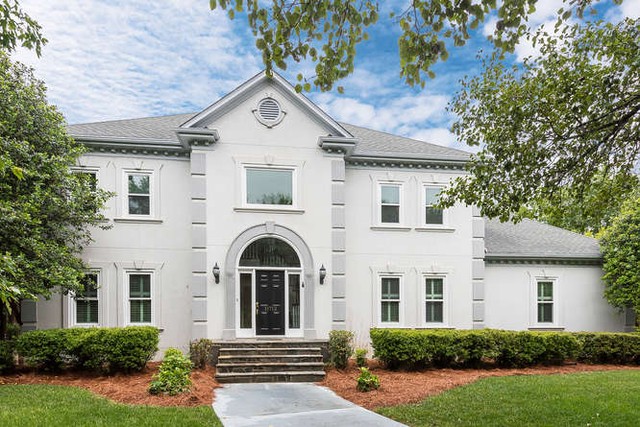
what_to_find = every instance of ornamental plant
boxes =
[356,367,380,392]
[149,348,192,396]
[328,330,353,369]
[354,348,368,368]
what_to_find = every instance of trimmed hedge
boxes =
[370,329,640,369]
[15,326,159,373]
[0,340,15,373]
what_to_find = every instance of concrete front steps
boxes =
[214,340,328,383]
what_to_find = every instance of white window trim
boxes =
[375,181,405,228]
[239,163,301,212]
[68,270,102,327]
[124,270,155,326]
[530,276,562,328]
[115,168,162,221]
[415,184,455,232]
[377,274,404,327]
[422,275,448,327]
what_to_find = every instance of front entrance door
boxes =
[256,270,285,335]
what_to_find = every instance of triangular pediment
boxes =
[179,70,352,138]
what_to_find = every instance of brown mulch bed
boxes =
[0,362,220,407]
[319,360,640,410]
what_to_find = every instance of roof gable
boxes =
[179,70,352,139]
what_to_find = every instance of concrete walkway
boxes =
[213,383,406,427]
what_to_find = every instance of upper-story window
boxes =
[424,186,444,225]
[72,169,98,191]
[126,172,152,216]
[379,184,402,224]
[245,167,294,206]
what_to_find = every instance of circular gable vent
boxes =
[253,97,286,128]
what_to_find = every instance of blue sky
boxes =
[11,0,639,150]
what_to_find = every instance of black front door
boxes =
[256,270,285,335]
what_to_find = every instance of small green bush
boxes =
[576,332,640,364]
[355,348,368,368]
[0,340,15,373]
[189,338,215,369]
[329,330,354,369]
[149,348,192,396]
[15,326,159,373]
[356,367,380,392]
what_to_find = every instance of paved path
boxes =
[213,383,406,427]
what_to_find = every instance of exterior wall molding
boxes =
[346,158,466,170]
[486,257,602,266]
[222,222,316,339]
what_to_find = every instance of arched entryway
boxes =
[222,222,316,339]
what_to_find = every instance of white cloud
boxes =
[13,0,261,123]
[607,0,640,21]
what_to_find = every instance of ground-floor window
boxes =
[127,272,153,324]
[75,272,99,325]
[425,277,444,323]
[537,280,554,323]
[380,276,401,324]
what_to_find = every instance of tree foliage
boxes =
[0,0,46,56]
[208,0,607,91]
[601,194,640,317]
[442,18,640,221]
[521,172,640,236]
[0,53,110,319]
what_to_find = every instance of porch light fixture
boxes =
[319,264,326,284]
[212,263,220,284]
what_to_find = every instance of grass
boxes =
[378,370,640,427]
[0,385,221,426]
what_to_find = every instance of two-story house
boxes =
[27,71,631,354]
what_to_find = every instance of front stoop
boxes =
[214,340,328,383]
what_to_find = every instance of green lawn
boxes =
[378,370,640,427]
[0,385,221,426]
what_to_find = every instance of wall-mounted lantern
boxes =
[212,263,220,284]
[319,264,326,285]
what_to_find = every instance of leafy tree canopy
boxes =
[601,192,640,316]
[0,0,46,56]
[0,53,110,316]
[208,0,612,92]
[442,18,639,221]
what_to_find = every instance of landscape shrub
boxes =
[328,330,354,369]
[370,329,637,370]
[0,340,15,373]
[189,338,215,369]
[356,367,380,392]
[15,326,159,373]
[149,348,192,396]
[354,348,368,368]
[576,332,640,364]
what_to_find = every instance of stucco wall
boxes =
[36,153,193,354]
[343,166,475,346]
[484,263,625,331]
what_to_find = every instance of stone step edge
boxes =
[215,370,325,378]
[218,347,322,352]
[217,362,324,367]
[218,354,322,359]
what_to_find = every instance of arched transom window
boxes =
[239,237,300,267]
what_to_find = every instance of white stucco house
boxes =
[26,71,633,353]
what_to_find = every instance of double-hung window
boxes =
[127,172,152,216]
[380,184,401,224]
[537,280,554,323]
[75,272,99,325]
[425,277,444,324]
[380,276,401,324]
[425,186,444,225]
[128,272,152,324]
[245,166,294,207]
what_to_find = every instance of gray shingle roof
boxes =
[485,218,601,260]
[68,114,470,161]
[69,113,194,143]
[340,123,469,162]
